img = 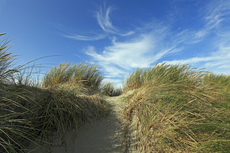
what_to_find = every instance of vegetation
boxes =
[120,62,230,152]
[0,33,110,153]
[42,62,103,91]
[1,33,229,153]
[101,82,123,97]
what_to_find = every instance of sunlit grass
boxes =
[1,32,230,153]
[0,33,38,153]
[120,62,230,152]
[203,72,230,92]
[0,33,110,153]
[42,62,104,91]
[101,82,123,96]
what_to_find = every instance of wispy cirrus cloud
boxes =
[85,25,182,80]
[63,34,106,41]
[119,31,135,36]
[96,5,135,36]
[96,6,117,33]
[158,1,230,75]
[162,44,230,75]
[85,1,230,86]
[62,5,134,41]
[166,1,230,45]
[189,1,230,43]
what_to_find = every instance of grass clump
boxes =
[0,33,38,153]
[120,62,230,152]
[0,33,110,153]
[0,33,18,85]
[101,82,123,97]
[42,62,103,91]
[31,87,110,144]
[203,72,230,92]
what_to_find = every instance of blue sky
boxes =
[1,0,230,87]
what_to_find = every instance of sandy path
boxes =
[28,91,139,153]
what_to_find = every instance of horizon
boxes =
[1,0,230,87]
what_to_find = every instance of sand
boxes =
[28,90,140,153]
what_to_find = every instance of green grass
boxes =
[42,62,103,91]
[1,33,230,153]
[0,33,110,153]
[120,62,230,152]
[101,82,123,96]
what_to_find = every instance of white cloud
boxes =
[171,1,230,45]
[205,1,230,24]
[120,31,135,36]
[96,5,135,36]
[84,1,230,85]
[102,64,128,78]
[85,26,183,84]
[157,1,230,76]
[163,57,216,65]
[96,6,117,33]
[63,5,134,41]
[63,34,106,41]
[162,43,230,75]
[193,1,230,42]
[101,78,123,88]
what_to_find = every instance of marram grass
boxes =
[120,62,230,153]
[1,33,230,153]
[101,82,123,97]
[42,62,104,91]
[0,33,110,153]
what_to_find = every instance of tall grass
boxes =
[0,34,110,153]
[30,87,110,144]
[203,72,230,92]
[0,86,41,153]
[42,62,104,91]
[0,33,38,152]
[120,62,230,152]
[101,82,123,96]
[2,32,230,152]
[123,62,206,91]
[0,33,18,85]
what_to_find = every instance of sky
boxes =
[1,0,230,87]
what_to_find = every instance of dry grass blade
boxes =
[1,34,110,152]
[101,82,123,96]
[120,62,230,152]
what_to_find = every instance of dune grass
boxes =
[120,62,230,152]
[101,82,123,97]
[42,62,103,91]
[0,33,38,153]
[1,33,230,153]
[0,33,110,153]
